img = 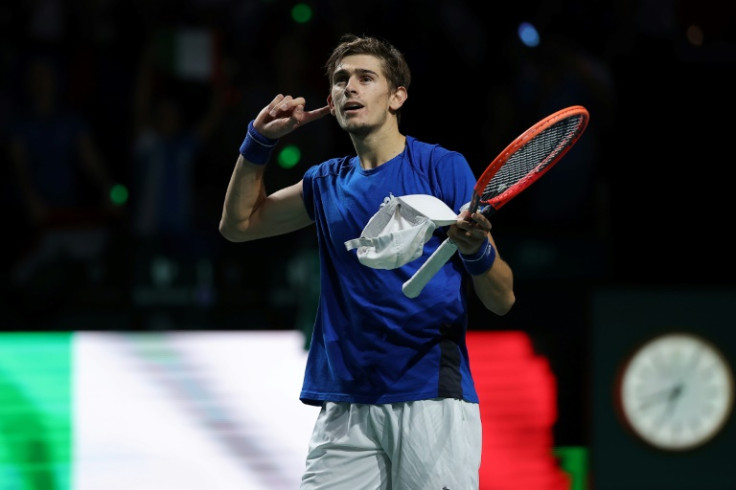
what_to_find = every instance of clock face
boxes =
[616,332,735,451]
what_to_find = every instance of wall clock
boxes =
[615,331,735,451]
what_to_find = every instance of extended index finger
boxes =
[302,105,331,124]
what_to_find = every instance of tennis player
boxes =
[219,33,515,490]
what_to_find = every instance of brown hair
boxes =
[324,34,411,93]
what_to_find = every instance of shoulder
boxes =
[301,155,354,221]
[405,135,471,171]
[304,155,354,180]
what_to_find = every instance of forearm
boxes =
[470,254,515,315]
[459,232,515,315]
[219,155,267,242]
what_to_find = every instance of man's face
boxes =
[327,54,399,136]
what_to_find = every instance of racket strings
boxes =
[481,115,585,200]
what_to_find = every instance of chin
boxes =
[342,120,371,136]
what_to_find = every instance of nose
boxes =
[344,76,358,95]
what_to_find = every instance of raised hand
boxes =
[253,94,331,139]
[448,210,492,256]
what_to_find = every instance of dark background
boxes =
[1,0,735,450]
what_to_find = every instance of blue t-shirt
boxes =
[300,135,479,406]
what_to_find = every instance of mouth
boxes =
[342,102,364,115]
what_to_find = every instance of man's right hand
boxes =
[254,94,330,139]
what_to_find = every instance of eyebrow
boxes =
[333,67,379,79]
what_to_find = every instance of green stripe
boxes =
[0,332,72,490]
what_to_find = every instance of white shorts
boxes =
[300,398,482,490]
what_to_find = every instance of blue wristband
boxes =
[460,238,496,276]
[239,120,279,165]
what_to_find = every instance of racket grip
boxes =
[402,238,458,298]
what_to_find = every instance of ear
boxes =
[389,86,408,111]
[327,94,336,115]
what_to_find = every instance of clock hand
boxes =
[638,384,682,411]
[663,383,683,415]
[650,383,684,431]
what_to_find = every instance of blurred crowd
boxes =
[0,0,618,330]
[0,1,335,329]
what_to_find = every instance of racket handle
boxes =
[402,238,458,298]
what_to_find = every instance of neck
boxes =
[351,126,406,170]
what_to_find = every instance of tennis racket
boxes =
[402,105,590,298]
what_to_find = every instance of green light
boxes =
[554,446,588,490]
[291,3,312,23]
[278,145,301,169]
[109,183,128,206]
